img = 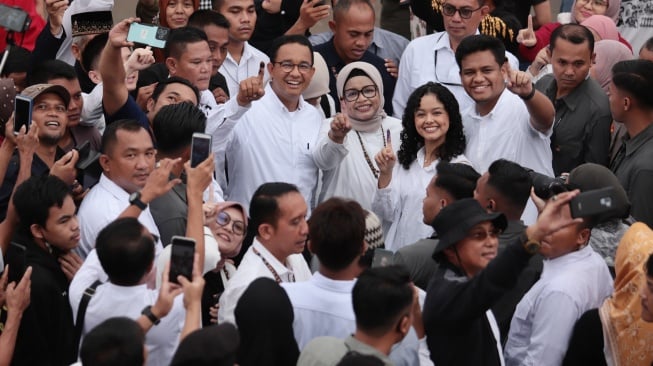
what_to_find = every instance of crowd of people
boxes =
[0,0,652,364]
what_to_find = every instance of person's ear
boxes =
[328,20,336,32]
[443,247,457,265]
[577,227,590,247]
[30,224,45,241]
[99,154,111,172]
[396,313,411,338]
[71,43,82,61]
[487,198,496,212]
[267,62,274,78]
[440,198,448,209]
[88,70,102,84]
[480,5,490,16]
[165,57,177,75]
[146,97,155,113]
[258,223,274,241]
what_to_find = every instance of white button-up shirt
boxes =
[371,150,470,252]
[392,31,519,118]
[218,41,270,97]
[77,174,163,259]
[224,84,347,210]
[463,89,553,176]
[504,245,613,366]
[218,238,312,325]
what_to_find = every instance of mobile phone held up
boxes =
[190,133,212,168]
[127,22,170,49]
[570,187,619,219]
[13,95,32,135]
[169,236,196,284]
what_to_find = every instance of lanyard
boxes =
[252,247,295,284]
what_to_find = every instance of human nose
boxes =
[174,3,184,13]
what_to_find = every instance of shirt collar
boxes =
[624,123,653,157]
[344,336,393,364]
[542,244,594,275]
[252,238,292,276]
[264,83,307,112]
[312,271,356,292]
[553,77,592,112]
[98,173,131,201]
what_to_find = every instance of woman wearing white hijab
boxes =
[314,61,403,211]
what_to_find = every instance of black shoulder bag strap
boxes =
[74,280,102,348]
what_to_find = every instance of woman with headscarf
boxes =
[518,0,630,62]
[154,201,248,326]
[315,61,403,211]
[590,40,633,94]
[151,0,200,62]
[235,277,300,366]
[371,82,469,252]
[563,222,653,366]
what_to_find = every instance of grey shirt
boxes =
[298,335,393,366]
[536,75,612,176]
[611,123,653,228]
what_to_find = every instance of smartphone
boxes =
[127,22,170,49]
[169,236,196,284]
[6,242,27,283]
[190,133,212,168]
[570,187,618,218]
[13,95,32,135]
[371,248,394,268]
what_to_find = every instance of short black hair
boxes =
[249,182,300,234]
[96,217,155,286]
[188,9,230,30]
[487,159,532,210]
[164,27,209,59]
[13,175,71,235]
[643,37,653,53]
[434,162,480,200]
[81,32,109,73]
[549,23,595,54]
[455,34,507,69]
[353,266,413,336]
[309,198,365,271]
[80,317,145,366]
[0,46,30,76]
[269,35,314,65]
[333,0,375,22]
[29,59,78,85]
[151,76,200,105]
[101,119,150,155]
[611,59,653,110]
[153,102,207,154]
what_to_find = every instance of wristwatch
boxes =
[129,191,147,210]
[520,231,541,255]
[141,305,160,325]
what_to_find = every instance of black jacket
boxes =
[8,234,76,366]
[423,239,532,366]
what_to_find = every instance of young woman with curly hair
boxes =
[371,82,469,251]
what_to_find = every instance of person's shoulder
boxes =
[375,27,410,46]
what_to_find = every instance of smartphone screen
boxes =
[570,187,618,218]
[372,248,394,268]
[190,133,212,168]
[169,236,195,284]
[127,23,170,49]
[14,95,32,134]
[6,242,27,283]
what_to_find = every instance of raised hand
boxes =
[136,82,158,111]
[50,150,79,185]
[236,61,266,106]
[506,66,535,99]
[140,158,182,203]
[375,131,396,178]
[5,267,31,314]
[528,190,583,241]
[329,103,352,144]
[212,87,229,104]
[58,251,83,282]
[528,47,551,76]
[184,155,214,197]
[298,0,331,30]
[108,17,140,49]
[45,0,69,35]
[516,15,537,48]
[125,46,156,74]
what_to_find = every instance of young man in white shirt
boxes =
[219,182,313,325]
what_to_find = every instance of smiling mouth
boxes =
[45,120,61,127]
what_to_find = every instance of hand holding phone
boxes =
[127,22,170,49]
[169,236,196,284]
[569,187,619,219]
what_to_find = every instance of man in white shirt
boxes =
[456,34,554,177]
[77,119,181,258]
[218,182,313,325]
[392,0,519,117]
[504,199,614,365]
[214,0,270,97]
[223,35,348,210]
[282,197,423,366]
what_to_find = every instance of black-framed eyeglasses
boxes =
[217,211,246,236]
[343,85,378,102]
[273,61,313,74]
[441,3,484,19]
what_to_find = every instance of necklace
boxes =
[356,127,387,179]
[252,247,295,284]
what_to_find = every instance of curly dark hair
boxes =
[397,82,466,170]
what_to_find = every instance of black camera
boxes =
[0,4,31,33]
[529,170,567,200]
